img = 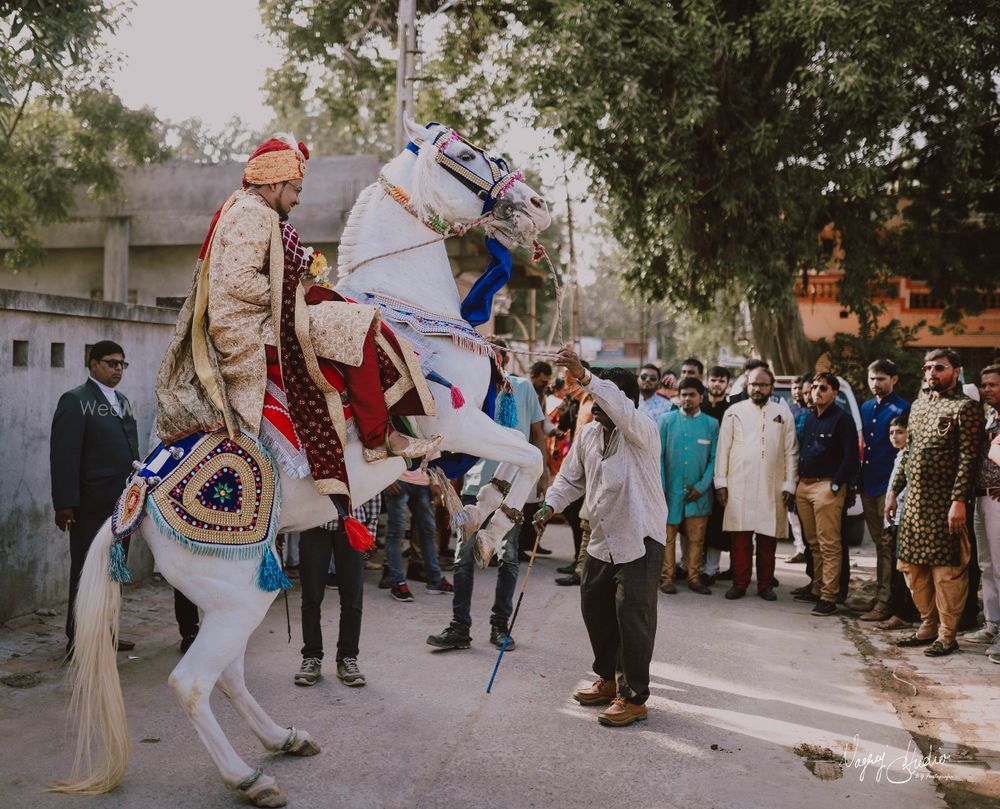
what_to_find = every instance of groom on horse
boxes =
[156,134,440,507]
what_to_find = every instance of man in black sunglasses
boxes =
[885,348,984,657]
[50,340,140,655]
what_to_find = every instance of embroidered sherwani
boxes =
[714,398,798,539]
[893,388,983,566]
[156,191,434,496]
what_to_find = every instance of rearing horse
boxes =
[53,119,550,807]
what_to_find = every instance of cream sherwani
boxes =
[714,398,798,539]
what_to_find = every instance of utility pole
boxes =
[394,0,417,153]
[563,173,581,351]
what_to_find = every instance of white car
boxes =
[729,374,866,546]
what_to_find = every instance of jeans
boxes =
[452,494,519,627]
[299,526,364,661]
[385,482,443,587]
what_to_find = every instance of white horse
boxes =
[53,119,550,807]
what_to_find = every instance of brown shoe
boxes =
[573,677,616,706]
[598,697,648,727]
[876,616,913,630]
[858,609,892,622]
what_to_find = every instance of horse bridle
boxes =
[405,123,524,220]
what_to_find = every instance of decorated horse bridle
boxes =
[406,123,524,219]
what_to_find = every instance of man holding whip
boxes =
[535,347,667,727]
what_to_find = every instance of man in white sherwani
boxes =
[714,366,799,600]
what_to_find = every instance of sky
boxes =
[106,0,280,131]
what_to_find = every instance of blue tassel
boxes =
[257,548,291,592]
[497,390,518,429]
[108,540,131,584]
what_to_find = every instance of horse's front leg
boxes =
[444,413,544,568]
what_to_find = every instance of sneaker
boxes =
[489,625,516,651]
[390,582,414,602]
[794,591,820,603]
[426,621,471,650]
[294,657,322,686]
[336,657,366,687]
[426,576,454,595]
[325,573,338,589]
[962,622,999,644]
[989,651,1000,665]
[811,600,837,616]
[598,697,648,727]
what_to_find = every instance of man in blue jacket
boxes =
[795,372,860,616]
[658,378,719,595]
[858,359,910,621]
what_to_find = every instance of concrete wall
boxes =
[0,290,178,622]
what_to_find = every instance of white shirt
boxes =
[545,374,667,564]
[89,376,122,415]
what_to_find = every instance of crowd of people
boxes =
[47,138,1000,734]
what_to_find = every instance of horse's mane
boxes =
[337,181,380,280]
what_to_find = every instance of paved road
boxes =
[0,526,960,808]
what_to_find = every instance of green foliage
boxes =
[160,116,264,163]
[818,318,927,400]
[0,2,165,270]
[264,0,1000,329]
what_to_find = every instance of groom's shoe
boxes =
[363,434,443,462]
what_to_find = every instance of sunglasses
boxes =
[99,359,129,370]
[922,363,950,373]
[813,384,831,392]
[638,374,658,381]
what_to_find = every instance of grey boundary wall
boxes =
[0,289,178,622]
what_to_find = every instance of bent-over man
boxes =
[537,348,667,728]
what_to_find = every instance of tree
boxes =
[0,2,165,269]
[264,1,1000,374]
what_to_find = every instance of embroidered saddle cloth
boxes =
[147,431,280,558]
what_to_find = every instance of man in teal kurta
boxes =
[659,377,719,595]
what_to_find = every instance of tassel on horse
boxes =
[426,369,465,410]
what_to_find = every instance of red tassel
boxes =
[450,385,465,409]
[344,516,375,553]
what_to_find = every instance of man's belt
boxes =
[799,477,833,485]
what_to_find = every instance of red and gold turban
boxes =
[242,135,310,188]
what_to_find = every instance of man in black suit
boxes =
[51,340,140,653]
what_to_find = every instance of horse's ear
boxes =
[403,117,427,145]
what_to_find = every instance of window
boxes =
[84,344,93,368]
[51,342,65,368]
[12,340,28,367]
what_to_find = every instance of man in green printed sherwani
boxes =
[887,348,984,657]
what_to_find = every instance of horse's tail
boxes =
[49,518,129,794]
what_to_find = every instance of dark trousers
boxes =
[580,537,663,705]
[730,532,777,592]
[887,526,919,622]
[174,589,200,639]
[564,497,584,558]
[67,506,118,645]
[299,526,364,661]
[517,501,543,553]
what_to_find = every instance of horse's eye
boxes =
[460,151,475,161]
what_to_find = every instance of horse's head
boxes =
[401,119,551,248]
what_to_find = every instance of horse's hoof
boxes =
[244,781,287,808]
[473,537,494,570]
[286,735,321,757]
